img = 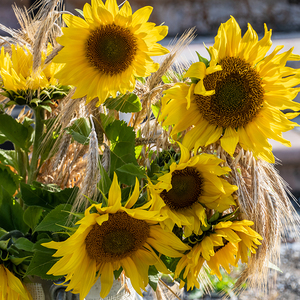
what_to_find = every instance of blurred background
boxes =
[3,0,300,35]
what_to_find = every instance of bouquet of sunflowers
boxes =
[0,0,300,299]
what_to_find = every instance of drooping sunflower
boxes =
[174,220,263,290]
[148,143,237,236]
[0,264,32,300]
[0,43,60,92]
[159,16,300,163]
[43,173,190,300]
[53,0,169,106]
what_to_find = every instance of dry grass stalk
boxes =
[72,116,99,212]
[157,279,183,300]
[12,4,37,46]
[32,1,63,72]
[44,44,63,64]
[147,28,196,91]
[37,142,86,189]
[41,89,78,160]
[202,144,300,296]
[102,143,111,174]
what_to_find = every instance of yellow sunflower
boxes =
[174,220,263,290]
[53,0,169,106]
[159,16,300,163]
[0,43,60,92]
[0,264,32,300]
[148,143,237,237]
[43,173,190,300]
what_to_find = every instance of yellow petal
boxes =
[125,177,140,208]
[220,127,239,156]
[132,6,153,27]
[63,14,89,29]
[105,0,119,17]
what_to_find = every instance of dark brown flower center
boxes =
[160,167,204,210]
[195,57,264,128]
[85,24,138,76]
[85,212,150,263]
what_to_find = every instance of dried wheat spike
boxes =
[147,28,196,90]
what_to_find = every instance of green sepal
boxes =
[10,255,31,266]
[0,239,10,250]
[75,8,84,16]
[196,51,209,67]
[208,211,220,224]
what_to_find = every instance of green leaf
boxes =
[34,204,72,232]
[0,228,7,239]
[151,104,160,119]
[113,267,123,279]
[0,132,8,144]
[116,163,146,186]
[20,183,78,210]
[148,265,160,291]
[162,74,172,84]
[98,164,111,195]
[0,150,18,171]
[0,187,29,233]
[135,145,143,160]
[13,237,34,252]
[104,93,142,113]
[0,114,29,150]
[105,120,137,183]
[100,113,114,131]
[26,239,61,280]
[0,165,19,196]
[65,117,91,145]
[23,207,44,231]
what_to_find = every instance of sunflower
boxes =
[0,264,32,300]
[174,220,263,290]
[159,16,300,163]
[0,43,60,92]
[43,173,190,300]
[53,0,169,106]
[148,143,237,236]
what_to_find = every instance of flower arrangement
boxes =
[0,1,299,299]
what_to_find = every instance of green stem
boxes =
[27,107,44,184]
[16,147,27,208]
[16,147,27,183]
